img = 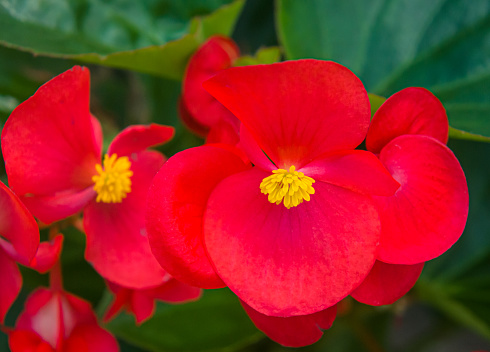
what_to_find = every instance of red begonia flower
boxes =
[180,36,240,141]
[241,301,337,347]
[148,60,400,317]
[0,181,39,323]
[1,66,175,289]
[366,87,469,265]
[350,261,424,306]
[9,287,118,352]
[103,277,201,324]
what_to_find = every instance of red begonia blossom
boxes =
[180,35,240,143]
[103,277,201,324]
[1,66,175,289]
[0,181,39,323]
[9,287,118,352]
[365,87,468,265]
[147,60,401,322]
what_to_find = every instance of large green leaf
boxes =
[277,0,490,141]
[103,288,262,352]
[0,0,245,80]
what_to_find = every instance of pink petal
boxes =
[242,301,337,347]
[366,87,448,153]
[29,235,64,274]
[203,60,370,168]
[301,150,400,196]
[84,151,167,289]
[0,181,39,264]
[0,248,22,323]
[182,36,240,129]
[351,261,424,306]
[376,135,468,264]
[204,168,380,316]
[108,124,174,157]
[1,66,101,222]
[15,288,100,350]
[147,146,250,289]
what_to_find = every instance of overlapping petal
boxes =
[366,87,448,153]
[10,288,118,352]
[351,261,424,306]
[1,66,102,223]
[301,150,400,196]
[204,168,380,316]
[203,60,371,168]
[108,124,174,157]
[0,181,39,264]
[0,248,22,323]
[84,150,166,288]
[147,146,250,289]
[375,135,468,264]
[104,279,201,324]
[182,36,240,129]
[241,301,337,347]
[29,235,64,274]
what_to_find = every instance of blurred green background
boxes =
[1,0,490,351]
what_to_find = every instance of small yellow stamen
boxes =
[260,165,315,209]
[92,154,133,203]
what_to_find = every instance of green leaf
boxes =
[234,46,282,66]
[276,0,490,140]
[103,288,263,352]
[0,0,245,80]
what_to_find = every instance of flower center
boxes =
[92,154,133,203]
[260,165,315,209]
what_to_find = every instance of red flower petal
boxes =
[182,36,239,129]
[376,135,468,264]
[1,66,102,223]
[237,125,276,171]
[203,60,370,168]
[13,288,115,351]
[241,300,337,347]
[178,98,209,137]
[204,168,380,316]
[108,124,174,157]
[29,235,64,274]
[205,118,240,145]
[104,279,200,324]
[301,150,400,196]
[0,181,39,264]
[147,146,250,289]
[0,248,22,323]
[64,324,119,352]
[9,330,55,352]
[366,87,448,153]
[84,151,166,289]
[351,261,424,306]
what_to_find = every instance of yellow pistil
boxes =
[260,165,315,209]
[92,153,133,203]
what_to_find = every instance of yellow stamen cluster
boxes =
[260,165,315,209]
[92,154,133,203]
